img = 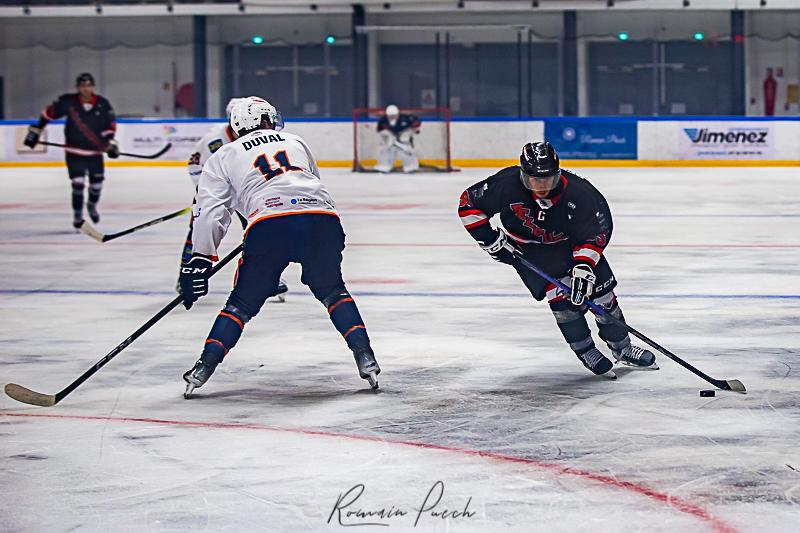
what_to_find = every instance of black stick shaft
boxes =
[53,243,243,403]
[103,207,190,242]
[38,141,171,159]
[513,253,735,391]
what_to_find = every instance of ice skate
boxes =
[268,279,289,303]
[614,344,659,370]
[577,347,617,379]
[353,349,381,389]
[182,359,218,398]
[87,202,100,224]
[72,212,83,231]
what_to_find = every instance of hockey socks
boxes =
[71,177,85,219]
[322,289,371,351]
[200,306,248,365]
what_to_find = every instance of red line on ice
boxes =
[1,411,736,533]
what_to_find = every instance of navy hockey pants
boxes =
[200,213,371,365]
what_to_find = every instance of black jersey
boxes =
[377,113,421,137]
[458,166,613,276]
[37,93,116,156]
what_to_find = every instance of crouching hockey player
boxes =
[375,105,421,173]
[458,141,658,379]
[180,96,380,397]
[181,97,287,300]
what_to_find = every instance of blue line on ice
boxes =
[0,289,798,300]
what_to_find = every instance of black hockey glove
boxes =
[480,228,519,266]
[570,264,596,306]
[179,255,212,309]
[23,126,42,149]
[105,139,120,159]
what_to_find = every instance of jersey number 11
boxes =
[253,150,302,181]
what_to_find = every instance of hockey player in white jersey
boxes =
[181,97,287,300]
[179,96,380,397]
[375,104,421,173]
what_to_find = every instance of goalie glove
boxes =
[480,228,519,266]
[570,264,596,306]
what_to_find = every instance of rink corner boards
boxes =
[1,159,799,168]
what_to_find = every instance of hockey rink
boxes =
[0,165,798,532]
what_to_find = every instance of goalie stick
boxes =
[4,243,244,407]
[81,207,191,243]
[513,252,747,394]
[39,140,172,160]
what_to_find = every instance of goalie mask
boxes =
[520,141,560,198]
[229,96,284,136]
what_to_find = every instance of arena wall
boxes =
[0,117,798,168]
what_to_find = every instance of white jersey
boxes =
[192,128,337,259]
[187,123,236,186]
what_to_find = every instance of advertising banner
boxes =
[678,122,773,159]
[546,120,637,159]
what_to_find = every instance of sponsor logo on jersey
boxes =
[208,139,224,153]
[290,197,319,206]
[509,203,566,244]
[683,128,768,144]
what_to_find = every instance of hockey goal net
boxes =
[352,107,455,172]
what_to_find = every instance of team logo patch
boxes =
[208,139,224,153]
[459,190,472,208]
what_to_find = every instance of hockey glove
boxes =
[105,139,120,159]
[179,255,212,310]
[23,126,42,149]
[480,228,519,266]
[570,264,596,306]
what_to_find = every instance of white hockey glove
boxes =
[480,228,519,266]
[379,130,393,148]
[570,264,596,306]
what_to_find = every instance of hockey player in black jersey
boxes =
[458,141,658,379]
[24,73,119,228]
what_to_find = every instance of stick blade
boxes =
[4,383,57,407]
[79,221,106,242]
[725,379,747,394]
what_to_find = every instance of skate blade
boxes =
[621,360,660,371]
[367,371,379,390]
[601,369,618,380]
[183,383,196,399]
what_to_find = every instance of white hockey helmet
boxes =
[225,97,246,119]
[385,104,399,119]
[229,96,284,135]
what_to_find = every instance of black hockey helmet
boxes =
[520,141,559,178]
[76,72,95,86]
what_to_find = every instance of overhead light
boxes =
[693,32,704,41]
[251,35,264,45]
[617,32,630,41]
[325,35,336,44]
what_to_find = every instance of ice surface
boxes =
[1,165,798,532]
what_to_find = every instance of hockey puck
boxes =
[700,390,716,397]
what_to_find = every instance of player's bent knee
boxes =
[221,302,254,324]
[549,299,585,323]
[317,286,349,308]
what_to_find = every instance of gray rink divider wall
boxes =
[1,116,799,164]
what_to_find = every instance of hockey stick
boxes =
[38,141,172,159]
[4,243,244,407]
[80,207,191,243]
[512,252,747,394]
